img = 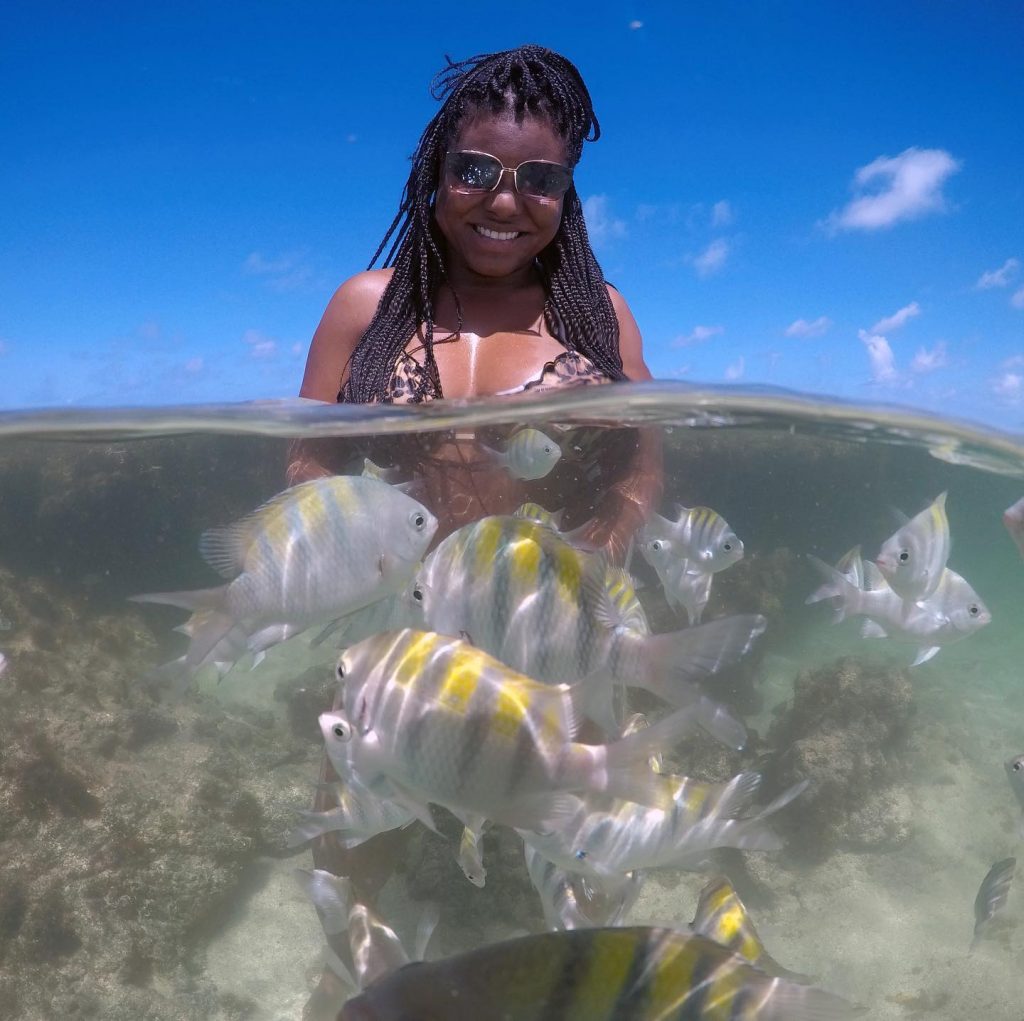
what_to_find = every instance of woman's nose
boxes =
[484,170,522,216]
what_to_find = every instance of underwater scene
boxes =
[1,384,1023,1021]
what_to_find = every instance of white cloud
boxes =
[1012,286,1024,310]
[858,329,900,384]
[583,195,627,246]
[910,342,948,374]
[976,258,1020,290]
[724,356,745,381]
[691,238,729,278]
[785,316,832,339]
[673,324,724,347]
[825,147,961,232]
[628,19,643,29]
[243,250,316,292]
[992,371,1024,403]
[870,301,920,335]
[242,328,278,359]
[183,356,205,376]
[711,200,734,227]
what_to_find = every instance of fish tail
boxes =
[286,810,343,848]
[804,556,852,621]
[762,982,867,1020]
[603,708,700,806]
[130,584,225,612]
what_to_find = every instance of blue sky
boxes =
[2,2,1023,428]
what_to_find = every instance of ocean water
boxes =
[1,382,1022,1020]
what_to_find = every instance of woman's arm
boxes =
[572,286,663,562]
[286,271,390,485]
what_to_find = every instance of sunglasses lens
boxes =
[517,161,573,199]
[445,152,502,191]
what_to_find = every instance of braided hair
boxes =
[342,44,625,403]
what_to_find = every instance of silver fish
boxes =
[483,427,562,480]
[1005,753,1024,838]
[971,857,1015,950]
[521,774,808,880]
[876,491,950,603]
[286,776,416,850]
[414,515,763,747]
[640,505,744,573]
[807,558,991,666]
[1003,495,1024,560]
[523,844,643,931]
[321,629,698,832]
[338,926,865,1021]
[0,651,7,677]
[133,477,437,670]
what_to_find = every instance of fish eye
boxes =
[336,660,346,680]
[574,849,587,861]
[543,445,552,454]
[898,549,910,563]
[650,540,663,551]
[723,542,733,552]
[331,721,348,740]
[968,604,979,616]
[1015,761,1023,771]
[412,585,424,603]
[411,511,426,529]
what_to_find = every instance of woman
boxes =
[293,46,662,1020]
[291,44,661,559]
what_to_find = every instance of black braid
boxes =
[342,44,625,403]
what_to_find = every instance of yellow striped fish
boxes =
[338,926,864,1020]
[414,516,763,748]
[133,477,437,672]
[690,876,812,983]
[875,490,950,602]
[640,505,744,574]
[320,629,696,832]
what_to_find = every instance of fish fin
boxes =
[250,650,265,670]
[572,670,619,736]
[805,555,849,612]
[323,944,357,990]
[413,902,440,961]
[129,585,224,613]
[385,783,439,835]
[294,868,352,937]
[690,693,748,750]
[716,772,764,817]
[860,619,888,639]
[760,982,867,1019]
[603,708,701,805]
[633,613,766,694]
[752,779,811,822]
[310,616,348,648]
[862,560,888,590]
[478,443,509,469]
[911,645,941,666]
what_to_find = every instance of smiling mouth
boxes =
[474,226,523,241]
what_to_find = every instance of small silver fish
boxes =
[876,491,950,603]
[482,427,562,480]
[807,558,991,666]
[0,651,7,677]
[1005,753,1024,837]
[971,857,1015,950]
[133,477,437,671]
[640,506,744,573]
[1003,496,1024,560]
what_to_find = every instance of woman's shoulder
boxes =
[299,269,394,401]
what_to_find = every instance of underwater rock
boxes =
[0,565,317,1020]
[764,656,914,862]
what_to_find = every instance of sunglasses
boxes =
[444,150,574,201]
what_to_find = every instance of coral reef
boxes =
[763,656,915,862]
[0,566,321,1020]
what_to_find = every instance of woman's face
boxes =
[434,112,569,282]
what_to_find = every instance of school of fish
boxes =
[129,471,1023,1019]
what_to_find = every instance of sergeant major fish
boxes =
[337,925,865,1020]
[639,505,744,573]
[876,491,950,603]
[414,515,763,747]
[320,629,699,833]
[481,427,562,481]
[133,477,437,671]
[690,875,812,982]
[971,857,1016,951]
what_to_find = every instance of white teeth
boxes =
[475,226,520,241]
